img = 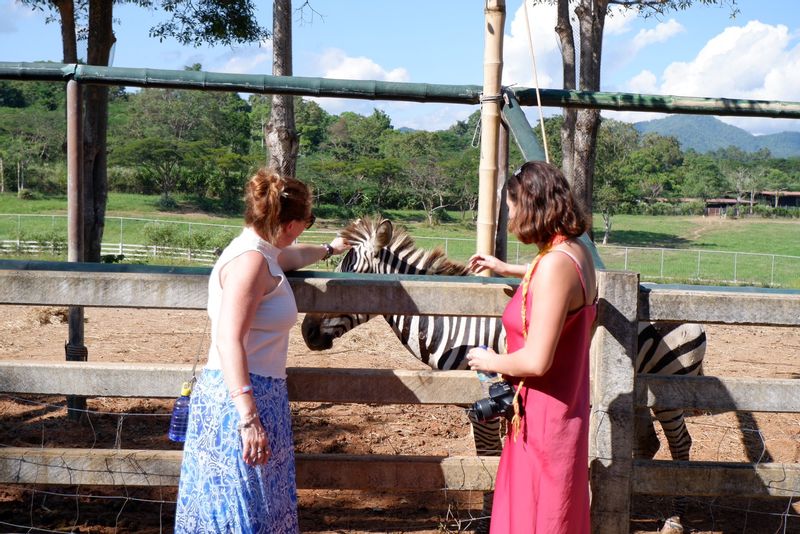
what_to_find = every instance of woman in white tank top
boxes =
[175,168,350,533]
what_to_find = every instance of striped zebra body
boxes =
[301,217,707,533]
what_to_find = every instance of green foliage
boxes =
[149,0,270,46]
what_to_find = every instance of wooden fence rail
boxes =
[1,261,799,533]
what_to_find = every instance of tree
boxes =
[542,0,738,226]
[383,131,455,226]
[593,119,639,244]
[680,151,726,200]
[26,0,269,261]
[265,0,298,176]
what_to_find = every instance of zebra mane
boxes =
[341,216,471,276]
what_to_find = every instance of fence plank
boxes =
[639,285,800,325]
[3,361,799,412]
[633,459,800,498]
[4,447,795,498]
[0,362,485,404]
[0,265,514,316]
[0,448,500,490]
[637,375,800,412]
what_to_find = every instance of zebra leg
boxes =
[634,406,661,459]
[654,408,692,534]
[466,411,502,534]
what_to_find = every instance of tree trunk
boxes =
[602,211,611,245]
[556,0,576,180]
[55,0,78,63]
[265,0,299,176]
[82,0,114,262]
[569,0,608,227]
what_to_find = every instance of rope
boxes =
[522,0,551,163]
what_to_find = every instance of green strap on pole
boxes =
[501,89,545,162]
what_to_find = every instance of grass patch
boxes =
[1,194,798,286]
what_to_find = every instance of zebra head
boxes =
[300,216,471,352]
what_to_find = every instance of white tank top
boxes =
[204,227,297,379]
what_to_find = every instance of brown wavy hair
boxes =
[244,168,312,244]
[506,161,589,246]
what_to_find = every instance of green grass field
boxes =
[1,192,798,287]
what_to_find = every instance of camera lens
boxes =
[471,397,499,423]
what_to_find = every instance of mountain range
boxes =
[633,115,800,158]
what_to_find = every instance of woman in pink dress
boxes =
[467,161,596,534]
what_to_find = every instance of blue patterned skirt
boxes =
[175,370,298,533]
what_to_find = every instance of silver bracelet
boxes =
[321,243,334,260]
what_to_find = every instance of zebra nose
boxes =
[301,317,333,350]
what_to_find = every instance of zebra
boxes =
[300,216,706,534]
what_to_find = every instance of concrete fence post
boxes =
[589,270,639,533]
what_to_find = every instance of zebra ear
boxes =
[373,219,393,255]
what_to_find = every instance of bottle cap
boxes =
[180,381,192,396]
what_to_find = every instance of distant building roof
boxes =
[760,191,800,197]
[705,198,739,204]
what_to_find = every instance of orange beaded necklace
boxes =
[509,233,569,440]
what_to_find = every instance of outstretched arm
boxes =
[468,253,528,278]
[278,236,351,272]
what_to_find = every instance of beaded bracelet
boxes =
[230,384,253,399]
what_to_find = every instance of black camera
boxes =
[469,380,517,423]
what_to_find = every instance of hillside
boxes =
[634,115,800,157]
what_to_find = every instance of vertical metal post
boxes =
[624,248,629,271]
[771,255,776,286]
[696,251,701,280]
[494,122,509,263]
[660,249,665,279]
[66,79,87,420]
[733,252,738,283]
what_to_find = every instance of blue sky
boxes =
[1,0,799,135]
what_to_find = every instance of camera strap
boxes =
[509,234,569,441]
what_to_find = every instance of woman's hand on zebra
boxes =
[468,254,524,278]
[329,236,352,256]
[467,345,497,373]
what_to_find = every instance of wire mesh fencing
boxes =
[1,214,798,287]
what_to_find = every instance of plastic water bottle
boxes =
[168,381,192,443]
[475,345,499,396]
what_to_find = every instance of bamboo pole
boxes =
[476,0,506,275]
[3,62,800,119]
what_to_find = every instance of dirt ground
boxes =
[0,305,798,533]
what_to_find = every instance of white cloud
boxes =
[502,3,560,89]
[302,48,411,122]
[219,48,273,75]
[604,4,638,36]
[621,20,800,134]
[399,103,479,132]
[632,19,685,52]
[628,70,659,94]
[0,0,36,34]
[317,48,409,82]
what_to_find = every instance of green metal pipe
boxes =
[2,61,800,118]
